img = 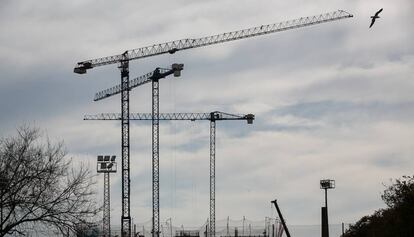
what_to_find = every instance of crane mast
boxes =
[209,115,216,237]
[93,65,183,237]
[75,9,352,237]
[74,10,352,73]
[120,53,131,236]
[94,65,182,237]
[84,112,254,237]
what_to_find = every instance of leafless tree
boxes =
[0,126,99,236]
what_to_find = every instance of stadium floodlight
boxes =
[320,179,335,190]
[97,155,117,173]
[320,179,335,237]
[97,155,117,237]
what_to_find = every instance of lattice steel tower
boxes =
[74,10,352,237]
[85,112,254,237]
[92,65,183,237]
[97,155,117,237]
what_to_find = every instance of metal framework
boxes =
[271,200,291,237]
[97,155,117,237]
[92,66,183,237]
[74,10,352,73]
[91,66,183,237]
[103,172,111,236]
[84,112,254,237]
[85,112,254,121]
[120,53,131,237]
[152,77,160,237]
[74,10,352,237]
[94,68,173,102]
[209,117,216,237]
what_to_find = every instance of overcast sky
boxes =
[1,0,413,235]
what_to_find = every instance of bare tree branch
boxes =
[0,126,100,237]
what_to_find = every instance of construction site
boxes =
[3,1,412,237]
[73,10,353,237]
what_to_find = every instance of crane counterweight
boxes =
[73,10,352,72]
[74,62,93,74]
[246,114,255,124]
[85,111,255,237]
[75,9,352,237]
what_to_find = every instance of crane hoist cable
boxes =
[74,10,352,74]
[75,10,353,237]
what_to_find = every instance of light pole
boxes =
[320,179,335,237]
[166,218,173,237]
[98,155,117,237]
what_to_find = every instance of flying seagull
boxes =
[370,8,383,28]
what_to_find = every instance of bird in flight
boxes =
[370,8,383,28]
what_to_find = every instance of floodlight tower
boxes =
[84,111,254,237]
[74,11,352,236]
[320,179,335,237]
[93,65,183,237]
[98,155,118,237]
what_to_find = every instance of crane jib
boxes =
[73,10,352,73]
[84,112,255,122]
[93,65,183,101]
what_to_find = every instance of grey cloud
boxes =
[1,0,414,231]
[268,100,414,123]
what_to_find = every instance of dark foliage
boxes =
[343,175,414,237]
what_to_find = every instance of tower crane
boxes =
[94,65,252,237]
[93,65,183,237]
[74,10,352,73]
[74,10,353,237]
[84,112,255,237]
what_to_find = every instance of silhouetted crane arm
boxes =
[271,199,291,237]
[74,10,352,73]
[85,110,254,237]
[94,64,183,101]
[84,111,254,123]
